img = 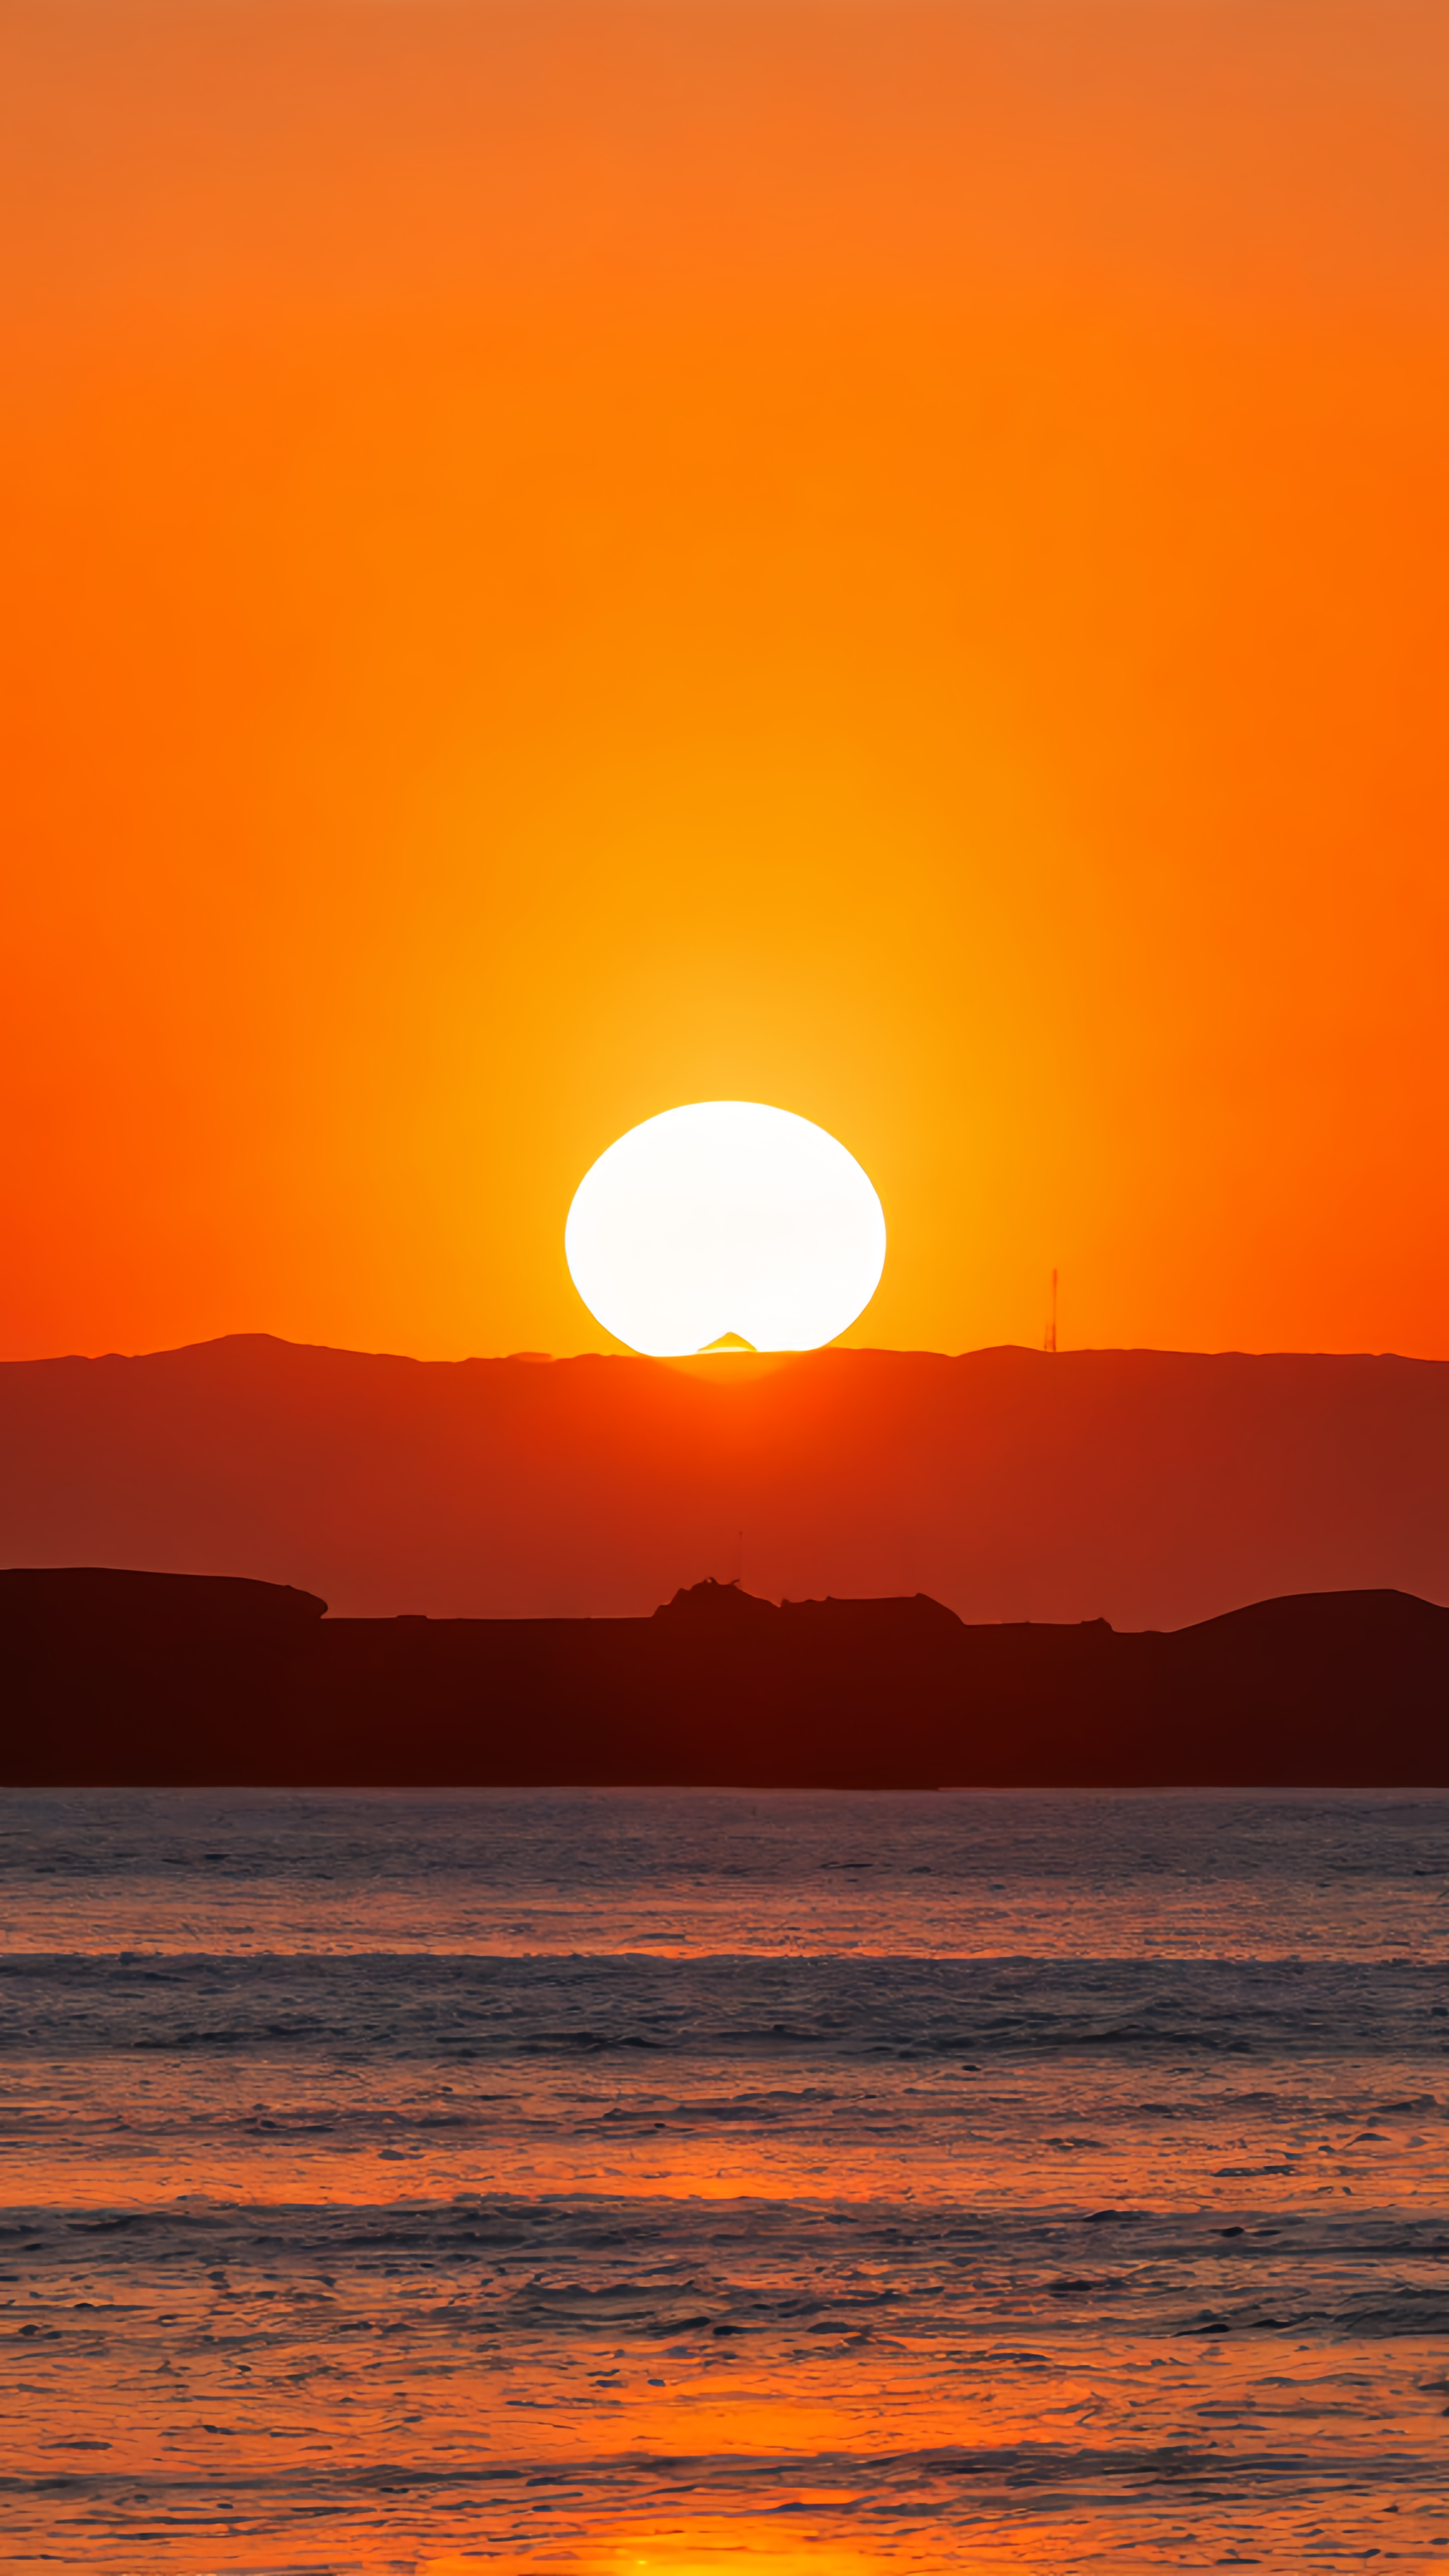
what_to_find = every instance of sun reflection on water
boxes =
[421,2534,887,2576]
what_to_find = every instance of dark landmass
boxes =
[4,1567,1446,1787]
[1,1336,1446,1630]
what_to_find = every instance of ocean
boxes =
[4,1786,1449,2573]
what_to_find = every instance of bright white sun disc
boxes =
[565,1101,886,1357]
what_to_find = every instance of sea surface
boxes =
[4,1787,1449,2575]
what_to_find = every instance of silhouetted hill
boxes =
[4,1568,1446,1787]
[1,1336,1445,1628]
[1,1565,326,1640]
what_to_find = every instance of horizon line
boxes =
[1,1330,1438,1370]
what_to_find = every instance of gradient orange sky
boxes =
[3,0,1446,1366]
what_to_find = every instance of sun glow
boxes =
[564,1101,886,1358]
[422,2534,881,2576]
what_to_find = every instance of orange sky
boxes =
[3,0,1446,1365]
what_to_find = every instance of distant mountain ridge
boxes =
[0,1333,1445,1629]
[4,1567,1446,1787]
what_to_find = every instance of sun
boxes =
[564,1101,886,1358]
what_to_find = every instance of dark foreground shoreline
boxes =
[4,1565,1447,1787]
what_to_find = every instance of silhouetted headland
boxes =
[3,1337,1446,1629]
[4,1567,1447,1787]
